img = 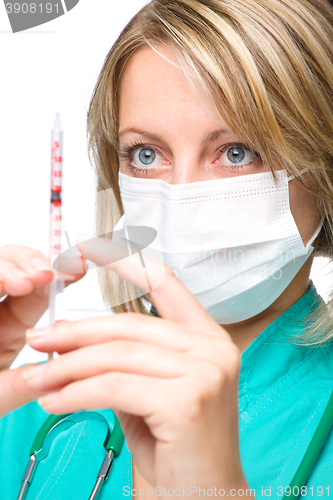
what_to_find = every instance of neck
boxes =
[221,257,314,354]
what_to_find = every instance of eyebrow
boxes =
[118,127,231,145]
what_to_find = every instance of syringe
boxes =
[49,112,63,269]
[46,113,71,360]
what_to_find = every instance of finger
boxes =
[0,245,54,288]
[26,314,201,354]
[0,245,54,305]
[115,413,156,485]
[37,371,170,417]
[0,267,51,333]
[0,246,84,329]
[26,315,240,379]
[0,259,34,298]
[23,340,186,393]
[76,235,230,340]
[0,288,50,339]
[50,248,89,288]
[0,364,48,418]
[54,254,88,276]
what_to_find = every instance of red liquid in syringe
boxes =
[49,113,63,266]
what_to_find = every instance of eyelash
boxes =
[119,140,261,176]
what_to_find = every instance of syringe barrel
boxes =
[49,122,63,266]
[51,128,63,194]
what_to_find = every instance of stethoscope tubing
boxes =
[16,411,124,500]
[282,388,333,500]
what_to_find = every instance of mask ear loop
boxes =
[306,217,325,250]
[287,168,309,182]
[286,168,325,249]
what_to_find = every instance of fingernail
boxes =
[26,327,52,339]
[30,257,53,272]
[38,392,60,408]
[11,268,31,279]
[23,364,46,380]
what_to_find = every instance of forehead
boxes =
[119,46,191,97]
[118,46,223,129]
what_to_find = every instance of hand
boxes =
[0,244,86,416]
[24,236,251,498]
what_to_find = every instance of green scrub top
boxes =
[1,283,333,499]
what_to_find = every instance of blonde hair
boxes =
[87,0,333,346]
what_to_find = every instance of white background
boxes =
[0,0,149,368]
[0,0,332,369]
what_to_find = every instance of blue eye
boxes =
[218,143,260,169]
[119,140,262,177]
[227,147,246,164]
[138,149,156,165]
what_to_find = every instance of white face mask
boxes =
[113,170,323,324]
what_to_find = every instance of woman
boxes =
[1,0,333,498]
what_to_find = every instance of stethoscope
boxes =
[16,411,124,500]
[16,389,333,500]
[280,388,333,500]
